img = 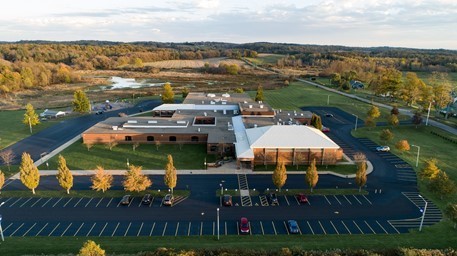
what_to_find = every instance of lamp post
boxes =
[425,101,432,126]
[352,114,358,131]
[327,95,330,105]
[126,158,130,169]
[28,117,32,134]
[411,144,420,167]
[418,195,428,232]
[217,208,220,241]
[0,201,5,242]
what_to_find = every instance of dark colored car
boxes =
[287,220,300,234]
[325,113,333,117]
[269,192,279,205]
[240,217,250,234]
[296,194,308,204]
[95,110,104,115]
[142,194,152,205]
[163,194,174,206]
[223,195,232,206]
[120,195,132,205]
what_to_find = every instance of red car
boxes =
[321,126,330,133]
[239,217,250,234]
[296,194,308,204]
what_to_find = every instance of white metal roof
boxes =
[153,104,238,111]
[246,125,340,149]
[232,116,254,159]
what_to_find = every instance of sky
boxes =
[1,0,456,49]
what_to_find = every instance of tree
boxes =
[56,155,73,194]
[310,114,323,131]
[133,57,144,68]
[367,105,381,119]
[355,160,367,192]
[412,112,423,128]
[0,170,4,194]
[419,158,440,180]
[364,117,376,129]
[78,240,105,256]
[182,87,190,98]
[83,142,94,151]
[23,103,40,131]
[387,114,399,127]
[234,87,244,93]
[305,158,319,192]
[0,149,15,172]
[91,166,113,193]
[428,171,456,199]
[353,152,367,165]
[395,140,410,153]
[19,152,40,194]
[123,165,152,192]
[255,85,264,102]
[161,82,175,103]
[155,140,161,151]
[105,141,118,151]
[164,154,177,195]
[380,129,394,142]
[430,72,452,116]
[369,67,402,98]
[391,105,400,116]
[272,161,287,192]
[444,203,457,229]
[401,72,426,106]
[73,90,90,113]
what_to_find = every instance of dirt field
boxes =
[144,57,247,69]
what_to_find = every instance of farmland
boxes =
[145,57,246,69]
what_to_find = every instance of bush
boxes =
[380,129,394,142]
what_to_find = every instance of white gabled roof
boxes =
[246,125,340,149]
[232,116,254,159]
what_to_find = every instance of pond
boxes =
[103,77,166,90]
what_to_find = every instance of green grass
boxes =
[0,189,190,198]
[46,140,210,170]
[0,222,456,256]
[245,54,284,66]
[253,164,357,175]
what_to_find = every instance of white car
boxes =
[376,146,390,152]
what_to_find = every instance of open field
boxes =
[145,57,246,69]
[246,54,285,66]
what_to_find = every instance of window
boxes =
[169,136,177,142]
[191,136,199,142]
[210,145,217,152]
[125,136,132,141]
[147,136,154,142]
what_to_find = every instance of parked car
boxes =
[120,195,132,205]
[223,195,232,206]
[376,146,390,152]
[95,110,104,115]
[239,217,250,234]
[287,220,300,234]
[269,192,279,205]
[141,194,152,205]
[163,194,174,206]
[325,113,334,117]
[321,126,330,133]
[296,194,308,204]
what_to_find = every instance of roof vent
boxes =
[223,109,226,115]
[198,128,201,132]
[207,93,216,98]
[204,112,207,116]
[249,105,253,109]
[148,120,158,124]
[112,126,118,130]
[254,124,257,128]
[260,105,264,109]
[214,109,217,112]
[222,93,230,98]
[127,120,137,124]
[202,101,205,104]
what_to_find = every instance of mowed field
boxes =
[246,53,285,65]
[145,57,246,69]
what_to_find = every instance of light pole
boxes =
[418,195,428,232]
[327,95,330,105]
[217,208,220,241]
[425,101,432,126]
[352,114,358,131]
[411,144,420,167]
[28,117,32,134]
[126,158,130,169]
[0,201,5,242]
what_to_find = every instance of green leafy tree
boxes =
[56,155,73,194]
[0,170,4,194]
[305,158,319,192]
[395,140,410,153]
[430,72,452,115]
[444,203,457,229]
[401,72,426,106]
[78,240,105,256]
[72,90,90,113]
[164,154,177,195]
[255,85,264,102]
[272,161,287,192]
[234,87,244,93]
[91,166,113,193]
[367,105,381,119]
[428,171,456,199]
[161,82,175,103]
[123,165,152,192]
[369,67,402,98]
[380,129,394,142]
[355,160,367,192]
[181,87,190,98]
[310,114,323,131]
[419,158,440,180]
[19,152,40,194]
[23,103,40,130]
[387,114,399,127]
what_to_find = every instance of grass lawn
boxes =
[46,140,210,170]
[254,164,357,175]
[245,54,284,66]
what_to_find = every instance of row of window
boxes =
[124,136,200,142]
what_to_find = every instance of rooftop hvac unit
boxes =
[112,126,118,130]
[214,109,217,112]
[210,101,215,105]
[198,128,201,132]
[260,105,264,108]
[148,120,158,124]
[222,101,226,105]
[177,121,186,124]
[207,93,216,98]
[127,120,137,124]
[249,105,253,109]
[233,110,238,114]
[254,124,257,128]
[223,109,226,115]
[204,112,207,116]
[222,93,230,98]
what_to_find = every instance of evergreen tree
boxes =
[164,154,177,195]
[272,161,287,192]
[255,85,264,102]
[72,90,90,113]
[23,103,40,130]
[355,160,367,192]
[56,155,73,194]
[91,166,113,193]
[161,82,175,103]
[305,158,319,192]
[123,165,152,192]
[419,158,440,180]
[19,152,40,194]
[78,240,105,256]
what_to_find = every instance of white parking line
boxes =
[283,221,289,235]
[237,222,240,235]
[200,222,203,236]
[225,221,227,235]
[272,221,277,235]
[52,197,64,208]
[364,221,376,234]
[9,223,25,236]
[307,221,314,235]
[212,222,215,235]
[362,195,372,205]
[342,195,352,205]
[48,223,60,236]
[62,198,73,207]
[162,222,168,236]
[330,221,339,234]
[106,198,113,207]
[294,196,300,205]
[22,223,37,236]
[323,195,331,205]
[74,223,84,236]
[387,221,401,234]
[73,198,84,207]
[3,223,13,232]
[99,222,108,237]
[137,222,144,236]
[36,223,49,236]
[61,223,73,237]
[84,198,94,207]
[260,221,264,235]
[333,195,342,205]
[86,223,96,237]
[318,221,327,234]
[124,222,131,236]
[376,221,388,234]
[341,221,351,234]
[352,195,362,205]
[149,223,156,236]
[9,198,22,207]
[149,197,154,207]
[284,195,290,206]
[95,198,104,207]
[187,222,191,236]
[19,198,33,208]
[111,222,120,237]
[175,222,179,236]
[30,198,42,207]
